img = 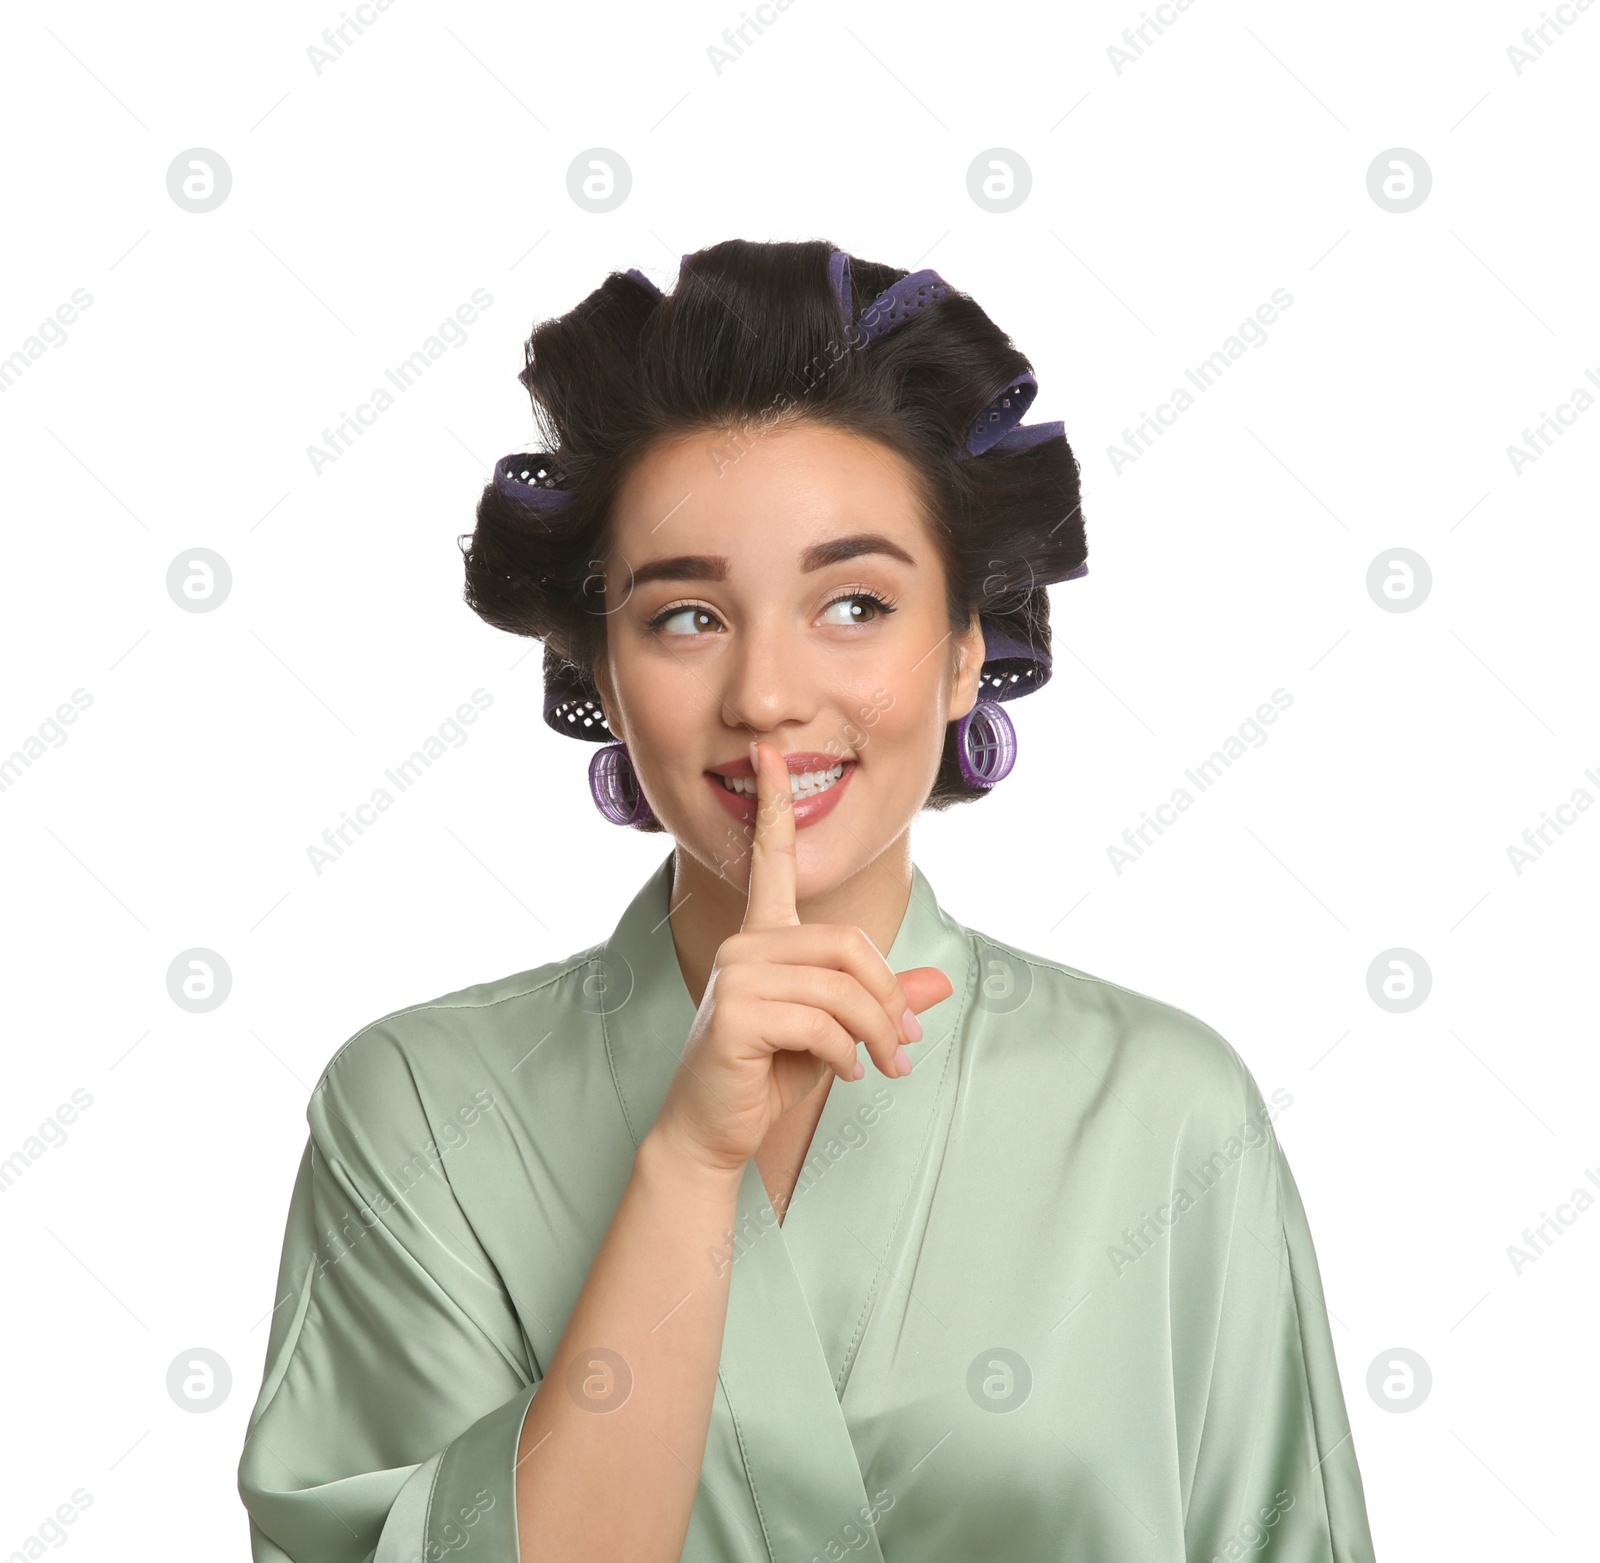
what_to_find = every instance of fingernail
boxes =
[852,1060,865,1080]
[901,1007,923,1043]
[893,1045,911,1077]
[749,740,760,771]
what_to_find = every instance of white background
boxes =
[1,0,1595,1557]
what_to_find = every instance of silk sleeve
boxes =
[1174,1068,1377,1563]
[237,1026,539,1563]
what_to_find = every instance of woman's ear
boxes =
[948,612,986,724]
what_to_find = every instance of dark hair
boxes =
[459,238,1086,832]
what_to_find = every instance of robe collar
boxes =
[598,849,976,1563]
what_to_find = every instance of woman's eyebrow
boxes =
[802,532,916,573]
[627,533,916,588]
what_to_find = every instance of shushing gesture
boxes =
[653,740,953,1175]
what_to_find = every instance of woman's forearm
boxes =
[515,1127,746,1563]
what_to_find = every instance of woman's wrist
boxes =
[637,1120,748,1200]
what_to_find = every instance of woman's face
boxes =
[591,420,985,901]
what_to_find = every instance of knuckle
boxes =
[843,926,893,990]
[835,924,869,958]
[833,967,879,1021]
[864,992,895,1042]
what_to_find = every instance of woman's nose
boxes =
[715,619,819,734]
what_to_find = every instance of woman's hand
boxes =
[652,740,953,1177]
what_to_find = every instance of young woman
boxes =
[238,240,1376,1563]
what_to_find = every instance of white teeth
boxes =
[721,762,846,798]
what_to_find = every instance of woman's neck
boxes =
[666,831,916,1009]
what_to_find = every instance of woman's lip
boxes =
[706,750,848,780]
[706,761,857,830]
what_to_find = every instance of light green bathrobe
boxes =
[237,851,1376,1562]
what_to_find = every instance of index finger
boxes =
[741,739,800,930]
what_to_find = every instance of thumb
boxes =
[896,966,955,1016]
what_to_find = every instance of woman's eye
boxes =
[652,606,720,636]
[820,593,889,627]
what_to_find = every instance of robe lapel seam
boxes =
[832,927,980,1397]
[598,942,669,1153]
[718,1382,780,1563]
[600,992,639,1151]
